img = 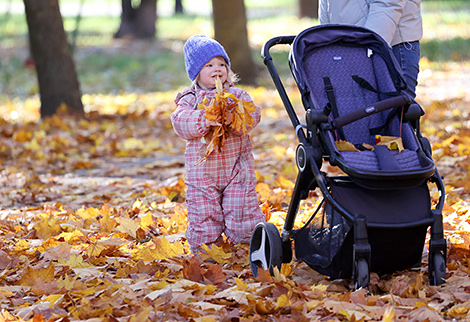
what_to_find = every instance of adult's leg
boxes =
[392,41,421,99]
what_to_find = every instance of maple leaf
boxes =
[232,99,256,134]
[41,242,72,261]
[203,264,226,285]
[57,254,93,268]
[115,216,140,238]
[274,293,292,310]
[201,98,220,122]
[33,213,62,239]
[18,263,56,286]
[336,140,358,151]
[76,207,101,219]
[375,135,404,151]
[183,257,204,282]
[134,236,186,261]
[200,243,231,264]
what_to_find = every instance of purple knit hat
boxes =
[183,35,231,81]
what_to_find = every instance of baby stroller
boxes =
[249,25,447,289]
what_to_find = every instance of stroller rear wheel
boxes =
[429,252,446,286]
[354,258,370,289]
[250,222,282,277]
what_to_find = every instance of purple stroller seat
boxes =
[290,26,435,188]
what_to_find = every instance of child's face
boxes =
[197,56,228,89]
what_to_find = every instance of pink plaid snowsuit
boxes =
[171,83,265,253]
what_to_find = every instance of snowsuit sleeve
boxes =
[171,90,210,140]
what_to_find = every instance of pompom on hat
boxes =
[184,35,231,81]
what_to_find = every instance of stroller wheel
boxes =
[429,252,446,286]
[249,222,282,277]
[354,258,370,289]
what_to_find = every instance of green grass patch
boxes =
[421,37,470,61]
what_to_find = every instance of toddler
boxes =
[171,35,265,254]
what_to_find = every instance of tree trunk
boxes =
[175,0,183,14]
[114,0,157,39]
[212,0,258,86]
[299,0,318,19]
[23,0,84,118]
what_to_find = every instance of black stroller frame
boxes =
[249,25,447,288]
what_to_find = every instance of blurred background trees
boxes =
[5,0,468,120]
[21,0,321,118]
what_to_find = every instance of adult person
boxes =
[319,0,422,98]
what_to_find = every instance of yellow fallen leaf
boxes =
[234,278,248,291]
[128,308,151,322]
[25,138,40,151]
[382,307,395,322]
[336,140,358,151]
[200,243,231,264]
[115,216,140,238]
[339,309,351,319]
[76,207,100,219]
[12,239,30,253]
[140,212,155,228]
[56,229,84,243]
[34,213,62,239]
[18,263,56,286]
[119,137,145,150]
[42,294,64,307]
[85,242,107,257]
[56,274,78,290]
[274,293,291,310]
[256,299,275,314]
[134,236,185,261]
[57,254,92,268]
[375,135,404,151]
[311,284,328,292]
[274,175,294,190]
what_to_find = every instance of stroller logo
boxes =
[333,55,342,61]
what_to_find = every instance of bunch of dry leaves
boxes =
[196,77,257,165]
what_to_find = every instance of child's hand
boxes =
[223,110,233,125]
[206,117,222,128]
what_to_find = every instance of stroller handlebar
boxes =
[261,35,309,144]
[332,94,412,129]
[261,36,295,63]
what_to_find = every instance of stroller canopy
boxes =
[289,24,407,98]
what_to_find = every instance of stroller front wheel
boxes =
[249,222,283,277]
[354,258,370,289]
[429,252,446,286]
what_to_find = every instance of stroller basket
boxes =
[294,180,434,279]
[250,25,447,289]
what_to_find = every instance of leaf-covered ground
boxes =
[0,61,469,321]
